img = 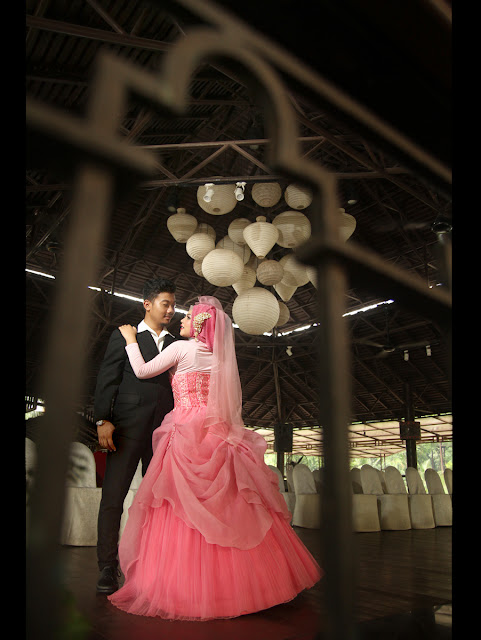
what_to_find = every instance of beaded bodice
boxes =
[171,371,210,408]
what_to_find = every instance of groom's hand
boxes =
[97,421,117,452]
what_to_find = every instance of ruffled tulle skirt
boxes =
[108,397,322,620]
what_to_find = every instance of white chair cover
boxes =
[291,463,321,528]
[424,468,452,526]
[444,468,453,496]
[312,468,323,493]
[360,464,411,530]
[389,466,434,529]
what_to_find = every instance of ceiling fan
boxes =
[352,308,438,359]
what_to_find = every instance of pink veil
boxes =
[190,296,245,444]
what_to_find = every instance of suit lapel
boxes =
[137,330,159,362]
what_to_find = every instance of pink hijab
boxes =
[190,296,244,444]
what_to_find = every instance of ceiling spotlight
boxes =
[426,345,432,356]
[286,345,293,356]
[235,182,246,201]
[403,350,409,361]
[203,183,214,203]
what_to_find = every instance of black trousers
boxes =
[97,434,153,570]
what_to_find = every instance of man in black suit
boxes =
[94,277,177,594]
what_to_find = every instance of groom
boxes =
[94,277,177,594]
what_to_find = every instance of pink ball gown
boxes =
[108,334,322,620]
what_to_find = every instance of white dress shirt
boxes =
[137,319,174,352]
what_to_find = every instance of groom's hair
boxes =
[143,277,176,302]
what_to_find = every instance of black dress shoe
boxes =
[96,566,120,594]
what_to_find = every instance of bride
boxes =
[108,296,322,620]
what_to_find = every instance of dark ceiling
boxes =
[26,0,452,457]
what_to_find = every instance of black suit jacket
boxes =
[93,328,178,440]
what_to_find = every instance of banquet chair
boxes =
[390,466,435,529]
[292,463,321,528]
[360,464,411,530]
[444,468,453,497]
[60,442,102,546]
[268,465,295,521]
[350,468,381,532]
[286,464,295,493]
[312,468,324,493]
[424,468,452,526]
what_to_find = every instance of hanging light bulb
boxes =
[203,183,214,203]
[235,182,246,201]
[426,345,432,356]
[403,350,409,361]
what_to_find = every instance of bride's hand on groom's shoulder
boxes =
[118,324,137,344]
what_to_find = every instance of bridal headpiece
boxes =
[193,311,212,341]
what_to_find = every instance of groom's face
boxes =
[144,291,176,327]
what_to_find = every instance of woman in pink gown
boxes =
[108,296,322,620]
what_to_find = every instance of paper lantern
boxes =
[193,259,204,277]
[338,208,357,241]
[232,287,280,335]
[275,300,290,327]
[232,266,257,294]
[196,222,216,241]
[274,280,297,302]
[279,254,310,286]
[228,218,251,245]
[243,216,279,259]
[201,248,244,286]
[216,235,251,264]
[197,183,237,215]
[251,182,282,207]
[186,233,215,260]
[284,183,313,210]
[306,265,317,288]
[272,210,311,248]
[256,259,284,286]
[166,208,198,243]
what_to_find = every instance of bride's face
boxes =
[180,308,192,338]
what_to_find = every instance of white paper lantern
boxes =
[256,259,284,286]
[276,300,290,327]
[232,287,280,335]
[338,208,357,241]
[279,254,310,286]
[232,266,257,294]
[274,280,297,302]
[193,259,204,277]
[273,210,311,248]
[306,265,317,288]
[186,233,215,260]
[227,218,251,245]
[284,183,313,210]
[251,182,282,207]
[201,248,244,286]
[166,208,198,243]
[196,222,216,241]
[216,235,251,264]
[243,216,279,259]
[197,183,238,215]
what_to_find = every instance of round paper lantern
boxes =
[272,210,311,248]
[228,218,251,245]
[186,233,215,260]
[166,208,198,243]
[216,235,251,264]
[246,253,261,271]
[338,208,357,241]
[251,182,282,208]
[275,300,290,327]
[193,259,204,277]
[197,183,237,215]
[196,222,216,241]
[256,259,284,286]
[243,216,279,259]
[279,254,310,286]
[232,266,257,294]
[274,280,297,302]
[284,183,313,210]
[201,248,244,286]
[232,287,280,335]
